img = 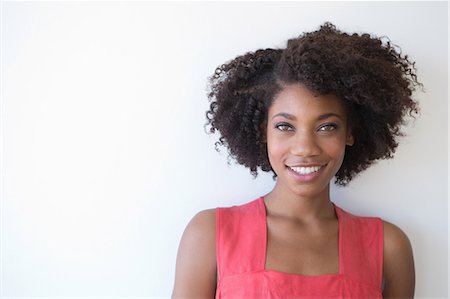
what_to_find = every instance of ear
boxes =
[346,131,354,146]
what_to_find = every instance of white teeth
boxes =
[289,165,322,175]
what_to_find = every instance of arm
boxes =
[172,209,217,299]
[382,221,415,299]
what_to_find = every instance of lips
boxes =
[286,164,326,183]
[287,165,323,175]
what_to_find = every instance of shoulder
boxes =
[382,220,415,298]
[382,220,413,255]
[186,209,216,236]
[172,209,217,298]
[178,209,216,260]
[178,209,217,266]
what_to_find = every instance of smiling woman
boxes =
[266,84,354,199]
[172,22,418,299]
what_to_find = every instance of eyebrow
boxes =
[272,112,343,121]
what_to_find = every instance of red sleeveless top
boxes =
[215,197,383,298]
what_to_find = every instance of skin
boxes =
[172,84,415,298]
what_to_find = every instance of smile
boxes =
[288,165,323,175]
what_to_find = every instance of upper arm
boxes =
[172,209,217,299]
[382,220,415,299]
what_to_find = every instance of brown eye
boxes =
[275,123,294,132]
[318,123,337,132]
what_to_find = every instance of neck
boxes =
[263,180,335,222]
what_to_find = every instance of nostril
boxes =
[290,139,321,157]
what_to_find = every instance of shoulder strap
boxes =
[216,198,266,280]
[336,206,383,288]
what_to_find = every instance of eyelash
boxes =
[275,123,294,131]
[318,123,338,132]
[274,123,338,132]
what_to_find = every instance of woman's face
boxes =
[266,84,353,199]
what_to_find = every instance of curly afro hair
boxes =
[206,22,421,186]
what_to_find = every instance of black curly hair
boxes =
[206,22,421,186]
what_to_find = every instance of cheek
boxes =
[321,137,347,158]
[266,136,287,165]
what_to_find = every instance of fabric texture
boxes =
[215,197,383,299]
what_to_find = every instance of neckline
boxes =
[258,197,343,277]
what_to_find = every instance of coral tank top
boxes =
[215,197,383,298]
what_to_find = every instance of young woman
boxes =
[172,23,418,298]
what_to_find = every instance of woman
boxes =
[172,22,418,298]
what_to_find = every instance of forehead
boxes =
[269,84,346,117]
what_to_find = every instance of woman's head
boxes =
[206,22,420,186]
[267,83,354,198]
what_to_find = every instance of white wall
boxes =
[1,1,447,298]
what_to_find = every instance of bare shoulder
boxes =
[183,209,216,240]
[383,220,413,255]
[172,209,217,298]
[382,220,415,299]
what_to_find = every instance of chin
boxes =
[285,182,330,199]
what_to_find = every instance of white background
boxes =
[1,1,448,298]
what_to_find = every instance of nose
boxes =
[290,131,321,157]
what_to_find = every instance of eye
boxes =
[318,123,338,132]
[275,122,294,132]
